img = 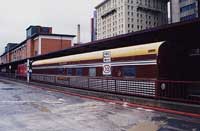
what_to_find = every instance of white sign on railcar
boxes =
[103,57,111,63]
[103,51,111,63]
[103,64,111,75]
[103,51,111,58]
[103,51,112,76]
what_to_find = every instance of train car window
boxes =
[58,68,65,74]
[76,68,83,76]
[89,68,96,77]
[67,68,72,76]
[123,66,135,77]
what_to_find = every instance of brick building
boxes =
[0,43,18,64]
[0,26,75,64]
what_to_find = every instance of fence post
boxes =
[27,59,30,83]
[115,79,117,93]
[88,77,90,89]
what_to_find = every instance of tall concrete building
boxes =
[95,0,168,40]
[91,11,97,41]
[170,0,180,23]
[171,0,199,23]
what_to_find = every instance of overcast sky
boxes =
[0,0,102,54]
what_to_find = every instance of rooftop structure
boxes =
[26,25,52,38]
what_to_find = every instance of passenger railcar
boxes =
[32,42,162,79]
[31,41,200,102]
[31,42,162,98]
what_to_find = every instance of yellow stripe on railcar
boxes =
[33,41,163,66]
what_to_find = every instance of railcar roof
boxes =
[33,41,163,66]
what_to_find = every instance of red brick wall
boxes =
[6,53,10,63]
[10,52,14,62]
[33,39,39,56]
[26,39,34,58]
[41,38,71,55]
[22,45,27,59]
[2,36,73,64]
[1,54,7,64]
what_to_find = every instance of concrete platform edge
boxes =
[0,77,200,116]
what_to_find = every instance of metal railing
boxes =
[31,74,200,104]
[0,73,200,104]
[157,80,200,104]
[0,73,26,80]
[31,74,156,98]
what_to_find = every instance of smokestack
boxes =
[198,0,200,18]
[77,24,80,43]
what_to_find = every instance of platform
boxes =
[0,79,199,131]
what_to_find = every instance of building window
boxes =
[180,14,196,21]
[58,68,65,74]
[180,3,196,12]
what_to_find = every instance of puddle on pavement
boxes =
[13,95,22,101]
[0,88,19,91]
[128,121,161,131]
[31,103,51,113]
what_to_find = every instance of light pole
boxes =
[27,59,30,83]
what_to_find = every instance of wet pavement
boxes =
[0,79,199,131]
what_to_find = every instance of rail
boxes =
[0,73,199,104]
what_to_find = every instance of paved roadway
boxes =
[0,79,199,131]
